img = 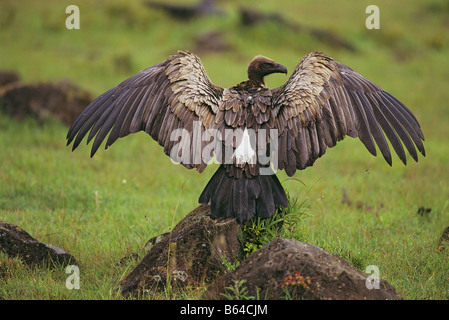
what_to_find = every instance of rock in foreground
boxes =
[119,205,402,300]
[120,204,244,297]
[206,238,402,300]
[0,221,77,267]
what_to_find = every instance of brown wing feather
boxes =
[66,51,224,171]
[271,51,425,176]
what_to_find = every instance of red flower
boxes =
[281,272,316,290]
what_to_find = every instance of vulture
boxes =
[66,51,425,222]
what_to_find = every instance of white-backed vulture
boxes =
[67,51,425,222]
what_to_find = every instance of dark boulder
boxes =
[0,80,93,125]
[120,204,244,297]
[0,71,20,87]
[206,238,402,300]
[0,221,77,267]
[145,0,223,21]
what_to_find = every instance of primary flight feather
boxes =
[67,51,425,222]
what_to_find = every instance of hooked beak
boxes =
[275,63,288,75]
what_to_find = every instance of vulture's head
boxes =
[247,56,288,85]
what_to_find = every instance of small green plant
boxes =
[221,256,240,273]
[221,279,254,300]
[240,193,309,257]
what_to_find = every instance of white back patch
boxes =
[233,127,256,165]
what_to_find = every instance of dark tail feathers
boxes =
[199,165,289,222]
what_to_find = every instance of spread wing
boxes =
[66,51,224,172]
[271,51,425,176]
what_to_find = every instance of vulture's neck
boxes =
[247,72,265,87]
[235,79,266,91]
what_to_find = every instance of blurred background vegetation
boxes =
[0,0,448,299]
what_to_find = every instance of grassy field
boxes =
[1,0,448,299]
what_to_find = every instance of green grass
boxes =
[1,0,449,299]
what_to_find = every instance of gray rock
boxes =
[0,70,20,87]
[0,80,93,125]
[206,238,402,300]
[0,221,77,267]
[120,204,244,297]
